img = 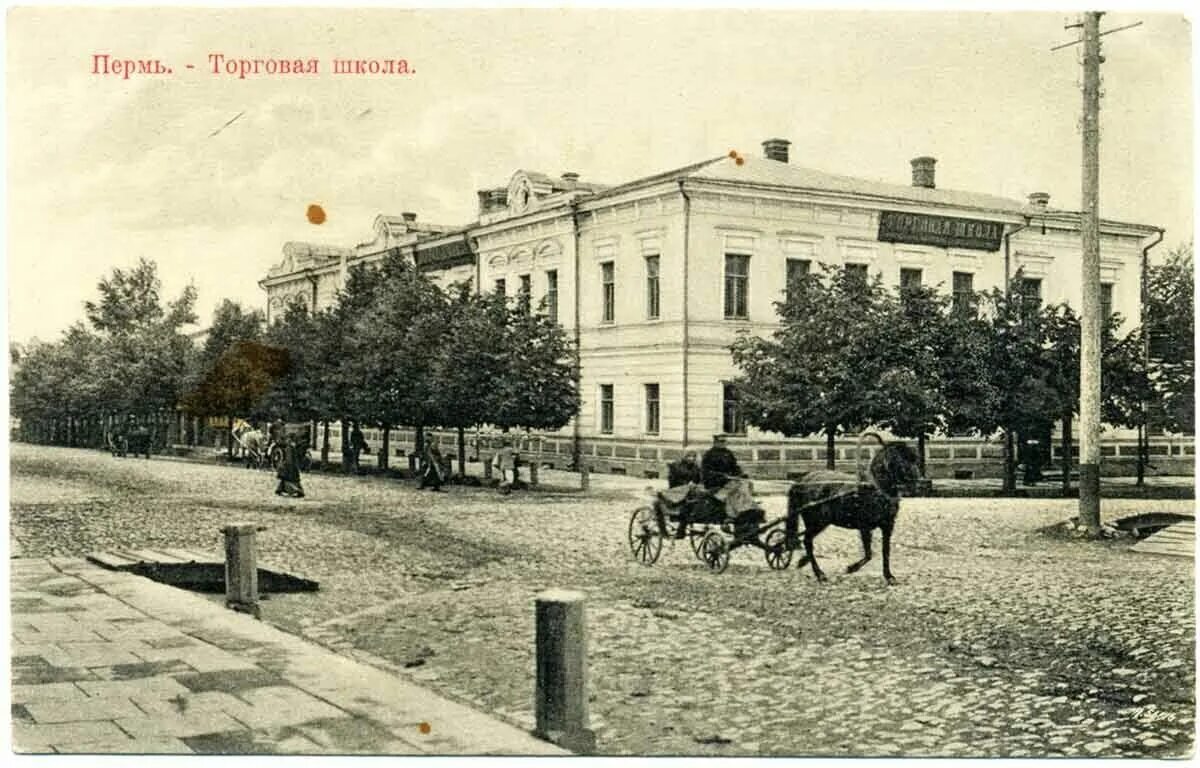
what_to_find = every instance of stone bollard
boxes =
[221,523,263,618]
[483,454,493,481]
[529,462,539,485]
[580,464,590,491]
[534,589,594,753]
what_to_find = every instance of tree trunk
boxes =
[1135,424,1146,486]
[1062,412,1073,497]
[825,427,836,470]
[1002,429,1017,493]
[340,420,351,472]
[917,432,927,477]
[227,414,236,458]
[381,424,390,470]
[458,427,467,478]
[321,420,331,466]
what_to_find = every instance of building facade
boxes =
[262,139,1192,478]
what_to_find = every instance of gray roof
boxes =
[692,155,1035,215]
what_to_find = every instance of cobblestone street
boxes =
[10,444,1195,757]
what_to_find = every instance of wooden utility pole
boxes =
[1078,11,1103,533]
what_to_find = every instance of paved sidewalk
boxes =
[9,558,567,755]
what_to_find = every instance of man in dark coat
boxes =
[701,434,743,489]
[701,434,758,529]
[349,422,369,471]
[275,434,305,498]
[419,439,446,492]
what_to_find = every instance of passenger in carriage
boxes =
[664,447,704,539]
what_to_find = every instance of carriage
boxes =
[232,420,313,471]
[627,480,794,574]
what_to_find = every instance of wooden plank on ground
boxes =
[1133,521,1194,559]
[161,548,220,564]
[86,551,142,570]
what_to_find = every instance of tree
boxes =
[871,283,953,476]
[962,276,1060,493]
[85,259,198,427]
[489,290,581,435]
[262,299,322,424]
[1145,243,1194,434]
[181,300,265,455]
[731,265,892,469]
[346,254,449,469]
[183,340,290,429]
[431,286,510,474]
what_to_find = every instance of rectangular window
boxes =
[1101,282,1113,323]
[952,271,974,315]
[1019,277,1042,317]
[645,255,661,319]
[494,278,506,297]
[644,383,660,435]
[845,263,869,284]
[722,383,745,436]
[601,261,615,323]
[900,268,923,291]
[518,274,532,312]
[785,258,810,303]
[599,384,614,434]
[724,254,750,319]
[545,269,559,324]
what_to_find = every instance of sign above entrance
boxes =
[877,210,1004,251]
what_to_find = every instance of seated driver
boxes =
[702,434,761,534]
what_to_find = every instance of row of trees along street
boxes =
[730,245,1194,492]
[10,253,581,475]
[11,245,1193,490]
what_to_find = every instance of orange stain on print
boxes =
[306,204,327,225]
[418,722,432,735]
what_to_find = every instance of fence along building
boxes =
[262,139,1192,478]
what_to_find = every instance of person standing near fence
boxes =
[419,438,446,492]
[493,438,516,494]
[349,422,369,472]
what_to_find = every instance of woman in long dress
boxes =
[275,434,305,498]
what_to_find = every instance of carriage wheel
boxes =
[699,531,730,574]
[628,507,663,565]
[269,445,284,470]
[764,529,793,571]
[689,529,705,560]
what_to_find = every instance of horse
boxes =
[233,422,270,468]
[786,433,921,584]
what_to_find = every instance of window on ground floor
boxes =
[644,383,660,435]
[599,384,614,434]
[722,382,745,436]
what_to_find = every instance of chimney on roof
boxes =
[402,212,417,223]
[1028,191,1051,209]
[910,156,937,189]
[762,138,790,163]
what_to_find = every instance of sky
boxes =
[5,6,1194,344]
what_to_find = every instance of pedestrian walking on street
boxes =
[419,439,446,491]
[275,434,306,498]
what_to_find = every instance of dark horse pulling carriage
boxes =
[628,434,921,580]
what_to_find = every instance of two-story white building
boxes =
[263,139,1190,478]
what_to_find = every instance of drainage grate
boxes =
[86,548,319,593]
